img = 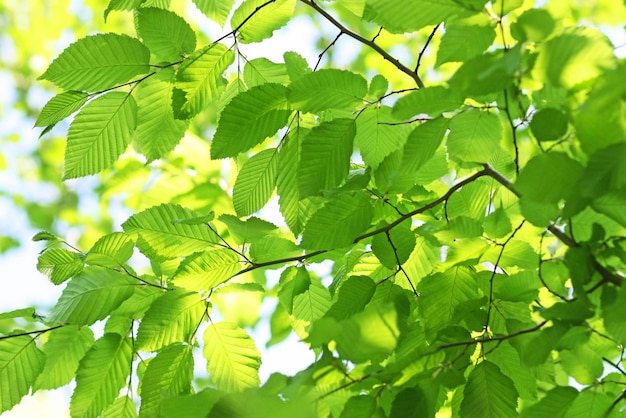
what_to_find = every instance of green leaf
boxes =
[371,226,416,269]
[249,235,300,263]
[579,143,626,199]
[70,334,133,418]
[340,395,377,418]
[277,127,321,236]
[0,308,37,321]
[64,91,136,179]
[0,336,46,413]
[335,302,400,363]
[389,387,434,418]
[135,67,189,161]
[233,148,279,216]
[510,8,555,42]
[48,267,136,326]
[104,0,143,20]
[516,152,584,204]
[287,69,367,112]
[39,33,150,91]
[355,106,409,168]
[325,276,376,320]
[122,203,219,258]
[418,267,480,338]
[192,0,235,26]
[392,86,463,119]
[559,346,603,385]
[530,108,568,142]
[447,110,502,163]
[399,117,449,175]
[283,51,311,81]
[230,0,296,44]
[174,43,235,119]
[136,290,206,351]
[301,192,374,250]
[139,344,194,417]
[460,361,519,418]
[203,321,261,392]
[37,248,84,285]
[32,231,59,242]
[292,276,332,338]
[277,266,312,314]
[520,386,577,418]
[243,58,290,88]
[533,26,615,89]
[591,188,626,228]
[102,396,137,418]
[436,21,496,66]
[35,91,88,128]
[365,0,470,32]
[86,232,135,269]
[563,389,613,418]
[172,249,242,291]
[217,215,278,244]
[603,283,626,345]
[135,8,196,62]
[34,326,94,391]
[298,118,355,197]
[210,83,291,159]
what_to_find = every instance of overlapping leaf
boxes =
[85,232,135,268]
[0,336,45,412]
[135,8,196,62]
[287,69,367,112]
[233,148,279,216]
[36,248,84,284]
[447,110,502,163]
[70,334,133,418]
[203,322,261,392]
[174,43,234,119]
[211,83,291,159]
[230,0,296,43]
[34,326,94,390]
[298,118,355,197]
[35,91,88,128]
[39,33,150,91]
[301,192,374,250]
[139,344,193,417]
[460,361,519,418]
[365,0,470,32]
[135,69,189,161]
[192,0,235,26]
[355,106,409,168]
[122,203,219,258]
[64,91,136,179]
[136,290,206,351]
[172,249,242,291]
[48,267,136,326]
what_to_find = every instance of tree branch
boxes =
[0,325,65,341]
[300,0,425,88]
[437,320,548,350]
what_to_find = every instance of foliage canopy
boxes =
[1,0,626,416]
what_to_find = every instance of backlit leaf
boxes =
[0,336,45,413]
[172,249,242,291]
[192,0,234,26]
[39,33,150,91]
[48,267,136,326]
[203,321,261,392]
[301,192,374,250]
[366,0,470,32]
[139,344,193,417]
[136,290,206,351]
[64,92,136,179]
[35,91,88,128]
[122,204,219,258]
[37,248,84,285]
[233,148,279,216]
[135,7,196,62]
[230,0,296,43]
[287,69,367,112]
[211,83,291,159]
[70,334,132,418]
[174,43,234,119]
[447,110,502,163]
[298,118,355,197]
[460,361,518,418]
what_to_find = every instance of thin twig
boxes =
[437,320,548,350]
[300,0,425,88]
[0,324,65,341]
[415,23,440,73]
[314,31,343,70]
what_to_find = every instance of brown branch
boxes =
[0,324,65,341]
[415,23,440,73]
[300,0,425,88]
[437,320,548,350]
[314,31,343,70]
